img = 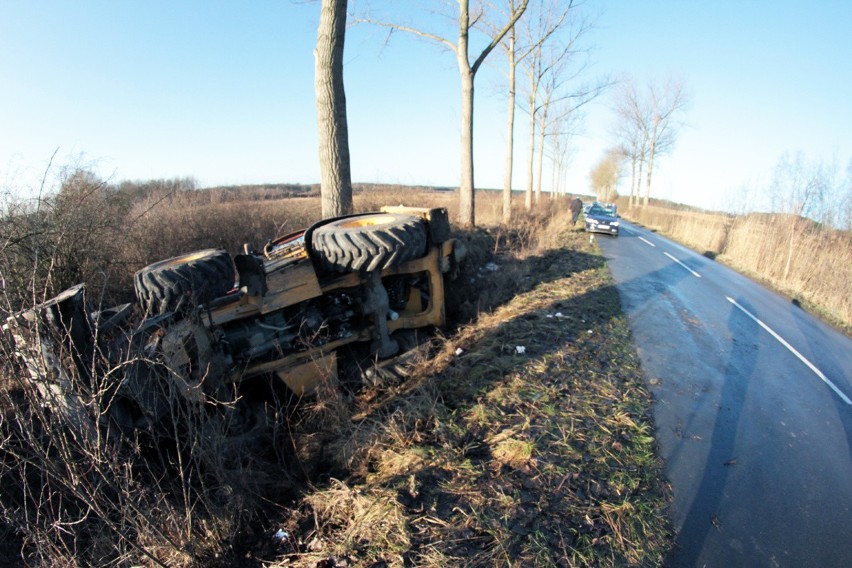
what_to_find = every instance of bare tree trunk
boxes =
[635,150,646,207]
[551,153,558,199]
[643,129,657,207]
[315,0,353,218]
[358,0,527,228]
[457,15,476,227]
[525,67,537,211]
[627,138,639,208]
[502,28,516,224]
[628,154,637,207]
[534,94,550,205]
[525,110,535,211]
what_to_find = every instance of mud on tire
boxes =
[311,213,428,273]
[134,249,235,315]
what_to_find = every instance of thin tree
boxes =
[641,77,689,206]
[611,78,648,208]
[315,0,353,218]
[546,111,580,196]
[360,1,530,227]
[493,0,572,223]
[534,63,595,204]
[534,86,551,205]
[500,4,519,223]
[589,147,624,202]
[769,152,837,281]
[522,43,543,212]
[528,60,606,208]
[517,1,601,211]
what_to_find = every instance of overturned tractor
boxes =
[4,206,464,440]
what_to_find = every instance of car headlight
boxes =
[611,221,619,227]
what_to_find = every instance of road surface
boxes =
[596,221,852,567]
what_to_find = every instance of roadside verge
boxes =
[272,227,674,566]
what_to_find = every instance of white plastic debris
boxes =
[554,312,564,318]
[515,346,526,354]
[587,330,593,334]
[273,529,289,541]
[484,262,499,272]
[546,314,554,318]
[455,347,464,356]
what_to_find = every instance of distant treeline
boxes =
[111,179,458,206]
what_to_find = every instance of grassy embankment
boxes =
[621,202,852,334]
[269,217,672,567]
[1,183,672,566]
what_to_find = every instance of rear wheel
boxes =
[311,213,428,272]
[134,249,234,315]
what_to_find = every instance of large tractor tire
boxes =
[311,213,428,273]
[134,249,234,315]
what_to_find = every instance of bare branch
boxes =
[352,17,457,51]
[471,0,529,75]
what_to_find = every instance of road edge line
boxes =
[664,252,701,278]
[726,296,852,405]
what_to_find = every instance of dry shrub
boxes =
[123,192,321,268]
[625,204,733,255]
[0,292,296,566]
[0,169,133,311]
[281,369,354,478]
[352,184,561,229]
[723,214,852,322]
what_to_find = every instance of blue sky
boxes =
[2,1,850,212]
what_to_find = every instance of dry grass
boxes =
[271,221,672,567]
[623,204,852,331]
[1,181,672,566]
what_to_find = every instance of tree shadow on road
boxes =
[664,296,758,565]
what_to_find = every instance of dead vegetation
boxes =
[268,221,672,567]
[0,177,672,566]
[622,203,852,333]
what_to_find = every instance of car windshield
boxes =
[588,206,608,216]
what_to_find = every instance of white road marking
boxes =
[664,252,702,278]
[638,236,656,247]
[726,296,852,405]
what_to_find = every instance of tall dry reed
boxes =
[623,205,852,327]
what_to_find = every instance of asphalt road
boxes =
[596,221,852,567]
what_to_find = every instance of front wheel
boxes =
[134,249,235,315]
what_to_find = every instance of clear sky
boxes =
[2,1,850,212]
